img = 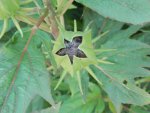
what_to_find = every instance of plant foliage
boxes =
[0,0,150,113]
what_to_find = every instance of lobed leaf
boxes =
[76,0,150,24]
[0,29,54,113]
[91,29,150,112]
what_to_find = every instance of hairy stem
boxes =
[43,0,59,38]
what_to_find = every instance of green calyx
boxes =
[53,29,97,75]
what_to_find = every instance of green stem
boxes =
[77,72,83,95]
[86,67,103,85]
[0,19,8,39]
[54,71,67,90]
[11,16,23,37]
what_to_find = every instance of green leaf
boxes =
[91,28,150,112]
[98,33,150,80]
[66,75,80,95]
[95,25,142,46]
[26,96,49,113]
[79,70,89,101]
[130,106,150,113]
[136,32,150,45]
[59,83,105,113]
[0,29,54,113]
[108,102,117,113]
[83,8,104,37]
[76,0,150,24]
[83,8,124,38]
[92,66,150,113]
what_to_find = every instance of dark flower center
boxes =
[56,36,87,64]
